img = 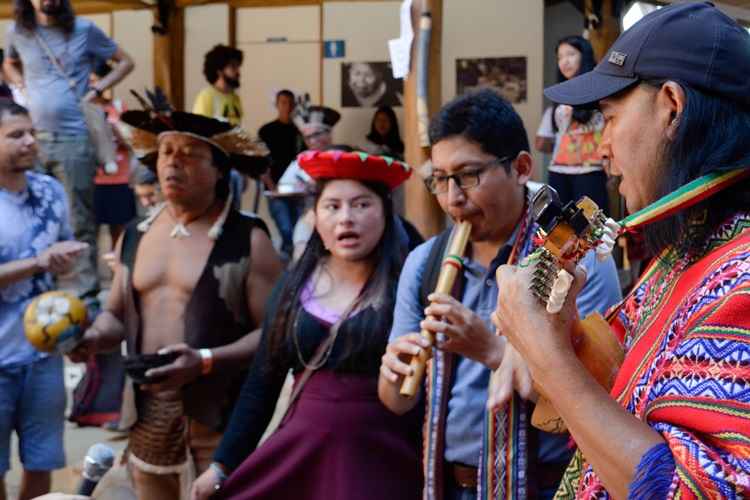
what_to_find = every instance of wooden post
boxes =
[585,0,621,61]
[403,0,444,239]
[229,5,237,48]
[585,1,624,229]
[153,5,185,111]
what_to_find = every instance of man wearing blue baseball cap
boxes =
[491,2,750,498]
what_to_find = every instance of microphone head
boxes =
[82,443,115,482]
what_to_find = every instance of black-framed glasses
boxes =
[424,156,513,195]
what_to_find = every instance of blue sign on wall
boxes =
[324,40,346,59]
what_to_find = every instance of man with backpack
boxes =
[378,89,621,500]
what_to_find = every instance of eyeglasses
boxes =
[424,156,513,195]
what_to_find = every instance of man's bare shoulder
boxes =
[248,225,281,277]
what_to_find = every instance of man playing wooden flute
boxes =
[378,89,621,500]
[493,3,750,498]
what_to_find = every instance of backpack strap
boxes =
[419,228,465,309]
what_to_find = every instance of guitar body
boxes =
[531,312,624,433]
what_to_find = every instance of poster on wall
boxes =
[341,62,404,108]
[456,56,527,103]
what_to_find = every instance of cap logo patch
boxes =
[608,51,627,67]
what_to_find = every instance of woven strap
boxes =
[33,31,78,94]
[280,324,338,422]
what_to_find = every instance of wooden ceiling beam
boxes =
[0,1,149,18]
[183,0,399,7]
[0,0,402,17]
[226,0,319,7]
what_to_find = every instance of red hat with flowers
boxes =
[297,150,411,191]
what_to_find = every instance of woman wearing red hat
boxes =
[191,150,422,500]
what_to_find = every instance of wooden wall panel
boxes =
[184,3,230,110]
[322,1,401,150]
[236,5,319,43]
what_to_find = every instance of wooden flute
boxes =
[400,220,472,398]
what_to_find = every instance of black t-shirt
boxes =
[258,120,304,183]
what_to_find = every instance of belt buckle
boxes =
[450,462,478,489]
[456,477,474,489]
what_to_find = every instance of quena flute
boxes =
[400,220,472,398]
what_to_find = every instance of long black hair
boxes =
[552,35,597,132]
[367,106,404,157]
[267,179,405,370]
[14,0,76,35]
[643,82,750,256]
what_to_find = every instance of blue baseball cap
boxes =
[545,2,750,107]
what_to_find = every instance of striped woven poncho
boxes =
[556,211,750,498]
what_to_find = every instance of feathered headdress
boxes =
[118,87,270,178]
[291,93,341,135]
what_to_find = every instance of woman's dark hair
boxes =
[14,0,76,35]
[643,82,750,256]
[267,179,404,370]
[429,88,529,168]
[552,35,597,132]
[367,106,404,157]
[203,45,243,85]
[555,36,596,83]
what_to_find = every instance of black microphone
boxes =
[77,443,115,496]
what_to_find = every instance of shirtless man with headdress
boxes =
[69,103,282,500]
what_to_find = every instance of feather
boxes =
[146,87,173,113]
[129,90,151,112]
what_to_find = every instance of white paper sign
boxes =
[388,0,413,79]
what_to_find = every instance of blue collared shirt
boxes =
[389,232,622,466]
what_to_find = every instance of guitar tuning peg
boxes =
[546,269,574,314]
[531,286,552,303]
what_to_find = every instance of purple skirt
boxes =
[219,370,423,500]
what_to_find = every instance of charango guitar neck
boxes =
[519,186,624,433]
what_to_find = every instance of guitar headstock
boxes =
[528,186,615,312]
